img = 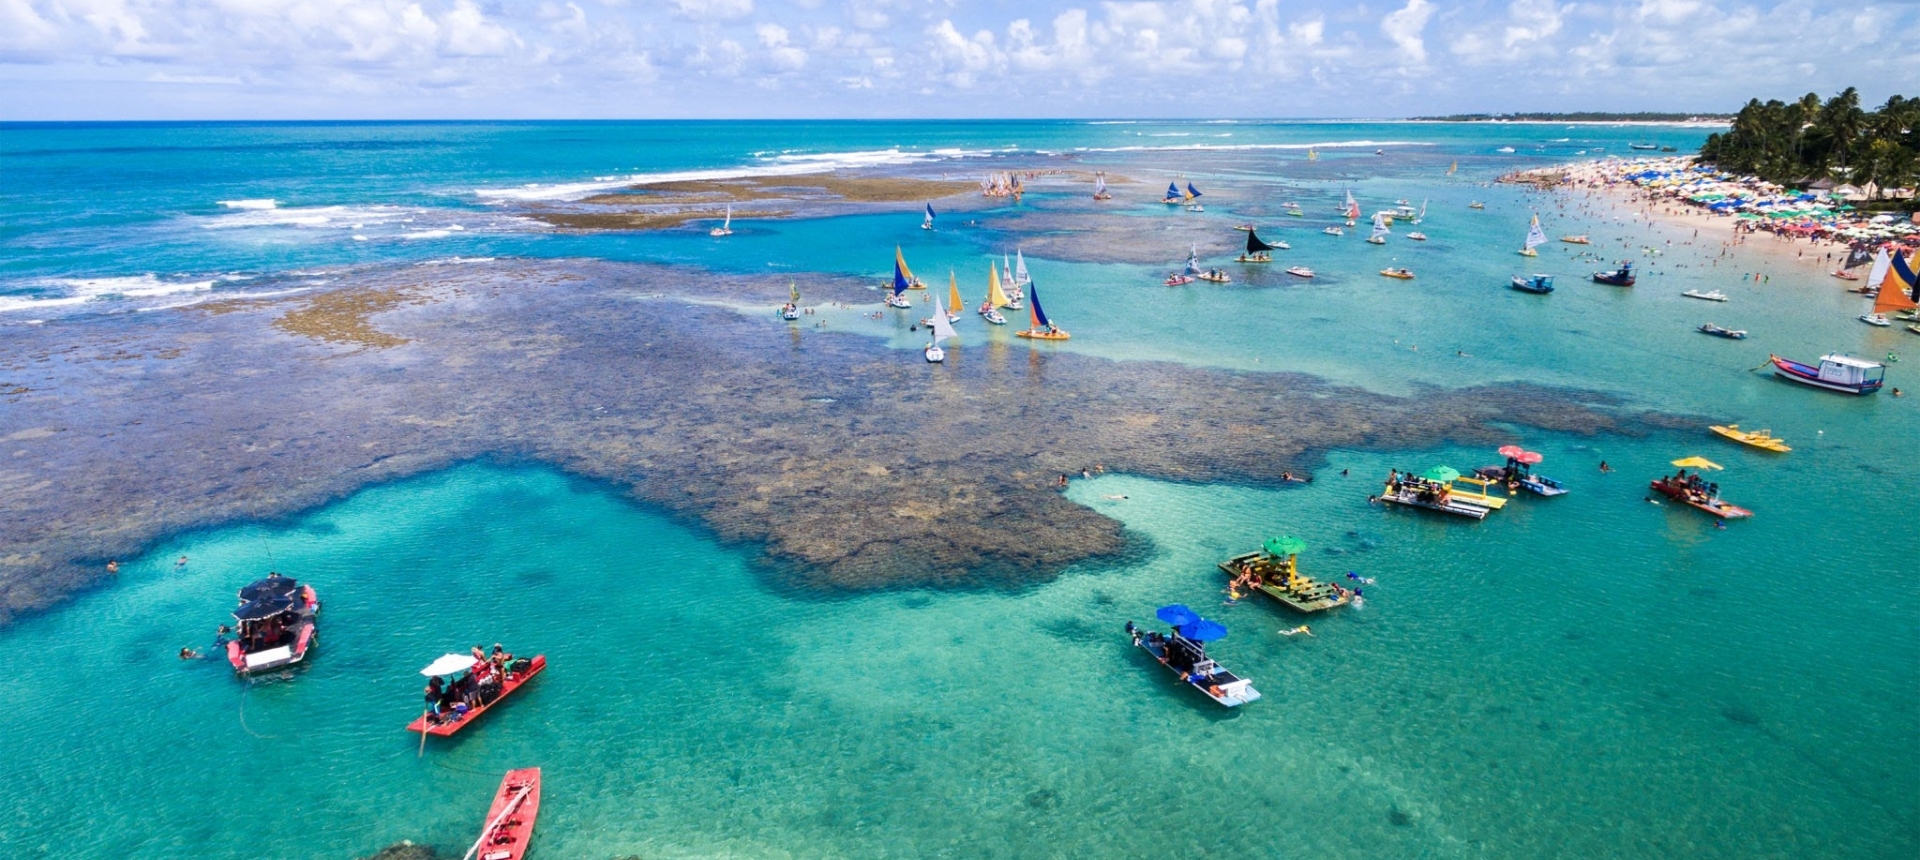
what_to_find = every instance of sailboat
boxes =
[781,280,801,320]
[709,205,733,237]
[1367,212,1390,245]
[980,262,1009,325]
[1013,250,1031,287]
[946,270,965,323]
[1307,147,1318,161]
[1864,249,1918,326]
[921,203,936,231]
[886,257,914,308]
[1237,228,1284,262]
[1093,173,1112,200]
[1163,181,1183,204]
[1519,213,1546,257]
[1412,199,1427,225]
[1015,280,1069,340]
[1342,190,1360,226]
[1184,182,1204,212]
[925,292,957,362]
[998,253,1025,309]
[1447,160,1458,176]
[896,246,925,289]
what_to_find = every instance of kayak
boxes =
[472,767,541,860]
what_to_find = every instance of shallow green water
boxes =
[2,446,1912,858]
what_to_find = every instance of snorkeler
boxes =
[1278,625,1313,637]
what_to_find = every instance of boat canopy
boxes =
[1155,604,1200,626]
[233,595,294,621]
[1817,354,1886,384]
[1246,230,1278,253]
[1177,619,1228,642]
[1422,465,1461,482]
[421,653,478,677]
[1262,536,1306,557]
[238,575,299,602]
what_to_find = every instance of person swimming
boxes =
[1345,571,1376,585]
[1278,625,1313,637]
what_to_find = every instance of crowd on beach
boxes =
[1560,156,1917,261]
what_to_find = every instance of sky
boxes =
[0,0,1915,120]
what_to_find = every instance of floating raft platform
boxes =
[1380,489,1490,519]
[1218,551,1350,613]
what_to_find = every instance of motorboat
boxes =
[1650,469,1752,519]
[924,343,945,363]
[978,301,1007,325]
[408,651,548,738]
[1380,268,1414,280]
[1697,323,1747,339]
[1126,611,1261,708]
[1323,226,1344,236]
[1406,232,1427,241]
[1683,289,1729,302]
[1284,203,1304,217]
[1468,201,1486,209]
[1592,262,1636,286]
[1195,270,1231,283]
[467,768,541,860]
[1560,235,1590,244]
[224,574,320,676]
[1629,143,1659,151]
[1286,266,1315,278]
[885,293,913,309]
[1709,424,1790,453]
[1830,269,1860,281]
[1860,313,1891,326]
[1768,353,1885,395]
[1164,273,1196,286]
[1510,274,1554,293]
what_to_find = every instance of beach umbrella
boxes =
[1263,536,1307,558]
[1670,456,1723,471]
[420,653,477,677]
[1177,619,1229,642]
[1516,451,1544,465]
[1497,445,1526,459]
[1156,605,1200,627]
[1422,465,1461,483]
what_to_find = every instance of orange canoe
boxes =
[473,767,541,860]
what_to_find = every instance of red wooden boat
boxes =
[406,654,546,737]
[1649,477,1752,519]
[470,767,541,860]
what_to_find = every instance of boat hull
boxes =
[1380,490,1488,519]
[1709,425,1790,453]
[1017,330,1070,340]
[1127,625,1260,707]
[475,768,541,860]
[408,655,547,737]
[1768,356,1882,395]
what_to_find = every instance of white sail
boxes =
[1343,188,1357,214]
[1002,253,1016,288]
[1369,212,1390,241]
[1865,248,1892,288]
[1524,214,1547,250]
[722,205,731,229]
[1094,174,1106,194]
[923,203,935,229]
[930,293,958,344]
[1014,250,1030,285]
[1186,245,1202,274]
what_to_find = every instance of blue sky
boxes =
[1,0,1914,120]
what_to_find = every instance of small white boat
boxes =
[1287,266,1315,278]
[1497,146,1516,153]
[1683,289,1729,302]
[1407,232,1427,241]
[1860,313,1891,327]
[1323,226,1344,236]
[708,205,733,237]
[925,292,957,362]
[1519,213,1546,257]
[1469,201,1485,210]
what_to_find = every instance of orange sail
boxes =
[1873,251,1918,314]
[948,271,964,315]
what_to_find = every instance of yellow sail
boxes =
[1872,251,1918,314]
[1448,160,1458,175]
[987,262,1010,308]
[948,271,963,313]
[1307,148,1317,161]
[896,246,923,288]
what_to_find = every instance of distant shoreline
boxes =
[1403,119,1728,128]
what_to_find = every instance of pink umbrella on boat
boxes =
[1515,451,1544,465]
[1497,445,1526,459]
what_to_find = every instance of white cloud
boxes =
[670,0,752,21]
[757,22,807,70]
[1380,0,1435,64]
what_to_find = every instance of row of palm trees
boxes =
[1697,88,1916,194]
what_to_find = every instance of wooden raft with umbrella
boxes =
[1650,457,1753,519]
[1218,536,1352,613]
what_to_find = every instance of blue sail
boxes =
[1027,280,1052,329]
[924,202,935,221]
[893,260,909,295]
[1187,182,1202,198]
[1165,181,1180,199]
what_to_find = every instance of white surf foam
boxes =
[218,198,279,210]
[0,274,217,314]
[199,204,419,230]
[1084,139,1432,153]
[472,147,997,202]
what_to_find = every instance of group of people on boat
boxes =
[1381,469,1450,506]
[1659,468,1722,505]
[424,644,523,725]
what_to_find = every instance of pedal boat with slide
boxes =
[1650,458,1752,519]
[1218,536,1351,614]
[466,767,541,860]
[408,651,547,738]
[1126,607,1260,707]
[1379,469,1491,519]
[1709,424,1790,453]
[225,573,320,676]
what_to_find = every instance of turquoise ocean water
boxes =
[0,122,1914,858]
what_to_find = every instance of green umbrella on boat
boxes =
[1422,466,1461,483]
[1263,536,1307,558]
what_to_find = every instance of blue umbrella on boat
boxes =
[1178,619,1229,641]
[1156,604,1200,627]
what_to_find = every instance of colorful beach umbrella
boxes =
[1156,605,1200,627]
[1177,619,1229,642]
[1497,445,1525,459]
[1516,451,1544,465]
[1670,456,1723,471]
[1422,466,1461,483]
[420,653,476,677]
[1263,536,1306,558]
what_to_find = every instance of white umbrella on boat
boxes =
[421,653,476,677]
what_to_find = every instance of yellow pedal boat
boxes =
[1709,424,1790,453]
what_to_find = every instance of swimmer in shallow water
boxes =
[1103,494,1129,500]
[1278,625,1313,637]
